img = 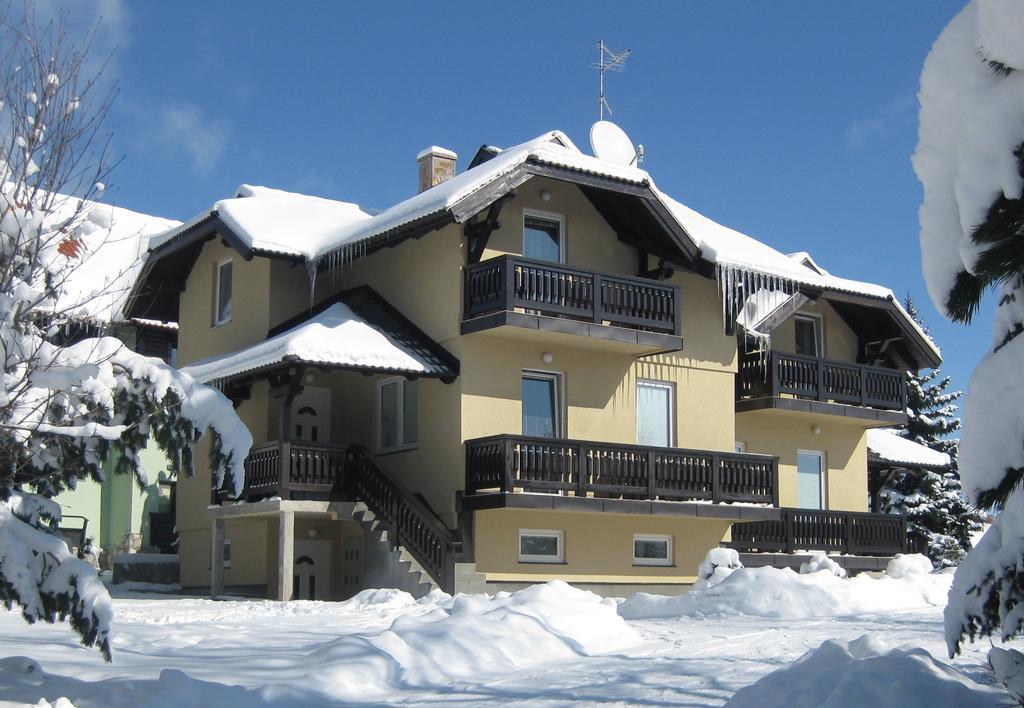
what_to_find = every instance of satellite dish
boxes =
[590,120,637,166]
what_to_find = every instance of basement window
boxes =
[518,529,564,563]
[633,534,672,566]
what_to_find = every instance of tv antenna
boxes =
[593,40,630,121]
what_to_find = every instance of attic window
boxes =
[213,259,233,326]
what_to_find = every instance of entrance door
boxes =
[291,387,331,443]
[293,539,330,600]
[796,450,825,509]
[522,372,562,438]
[637,380,673,448]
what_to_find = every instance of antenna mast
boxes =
[593,40,631,121]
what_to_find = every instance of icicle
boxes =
[305,256,320,308]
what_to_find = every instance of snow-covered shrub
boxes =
[799,553,847,578]
[699,547,743,579]
[885,554,933,579]
[913,0,1024,656]
[0,13,251,659]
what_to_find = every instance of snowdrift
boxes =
[618,557,951,620]
[726,635,1005,707]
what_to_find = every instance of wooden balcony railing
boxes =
[464,255,681,335]
[230,441,459,592]
[465,434,779,505]
[725,508,907,556]
[737,350,907,411]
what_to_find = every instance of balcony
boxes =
[725,507,908,557]
[462,434,779,519]
[737,350,908,422]
[229,441,460,591]
[462,255,682,353]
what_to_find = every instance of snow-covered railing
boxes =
[726,508,907,556]
[737,350,907,411]
[464,255,680,335]
[465,434,779,505]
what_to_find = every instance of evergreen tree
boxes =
[879,297,983,568]
[913,0,1024,656]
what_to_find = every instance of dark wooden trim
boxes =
[726,507,908,557]
[464,434,779,506]
[464,193,513,265]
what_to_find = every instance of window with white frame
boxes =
[518,529,564,563]
[222,538,232,569]
[735,441,747,453]
[522,370,564,438]
[377,377,418,453]
[633,534,673,566]
[637,380,674,448]
[523,211,565,263]
[794,314,822,357]
[213,259,233,326]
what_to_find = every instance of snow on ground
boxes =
[0,573,1010,706]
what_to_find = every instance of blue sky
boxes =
[72,1,982,396]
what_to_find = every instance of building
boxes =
[54,201,181,559]
[128,129,940,600]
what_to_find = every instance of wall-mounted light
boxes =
[307,528,319,539]
[542,352,554,364]
[540,189,552,202]
[811,424,822,435]
[304,373,315,384]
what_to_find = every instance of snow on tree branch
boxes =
[0,6,252,660]
[914,0,1024,657]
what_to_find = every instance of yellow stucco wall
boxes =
[735,409,868,512]
[177,239,271,367]
[771,299,858,362]
[472,508,733,583]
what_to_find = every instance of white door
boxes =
[293,540,330,600]
[637,380,673,447]
[291,387,331,443]
[796,450,825,509]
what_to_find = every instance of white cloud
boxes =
[154,104,228,173]
[844,95,915,150]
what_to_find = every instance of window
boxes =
[633,534,673,566]
[377,378,418,452]
[222,539,232,569]
[522,371,563,438]
[523,211,564,263]
[637,380,674,447]
[735,441,747,453]
[794,314,822,357]
[213,259,233,326]
[797,450,826,510]
[518,529,564,563]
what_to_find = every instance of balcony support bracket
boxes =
[465,193,513,265]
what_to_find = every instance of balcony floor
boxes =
[736,395,908,426]
[460,491,781,521]
[462,310,683,355]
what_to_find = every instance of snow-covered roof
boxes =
[150,131,651,264]
[60,200,180,323]
[867,428,951,469]
[144,127,939,365]
[181,293,457,384]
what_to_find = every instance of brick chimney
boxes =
[417,146,457,193]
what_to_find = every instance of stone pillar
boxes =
[211,518,225,599]
[278,510,295,602]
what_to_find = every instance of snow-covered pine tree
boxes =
[879,297,983,567]
[0,10,251,660]
[913,0,1024,657]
